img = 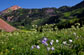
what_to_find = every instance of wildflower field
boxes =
[0,25,84,55]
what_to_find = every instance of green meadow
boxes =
[0,25,84,55]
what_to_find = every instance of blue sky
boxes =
[0,0,83,11]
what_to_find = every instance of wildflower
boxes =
[11,48,14,50]
[42,40,48,46]
[5,49,9,52]
[50,42,53,45]
[42,37,48,43]
[69,39,73,43]
[0,52,3,54]
[46,24,48,25]
[63,41,67,45]
[31,45,34,49]
[51,40,54,42]
[56,40,59,43]
[73,32,76,36]
[77,36,79,38]
[32,25,35,27]
[42,40,46,43]
[47,47,50,51]
[36,45,40,49]
[51,47,55,51]
[43,37,48,41]
[50,40,54,45]
[35,25,38,28]
[44,42,48,46]
[42,38,48,46]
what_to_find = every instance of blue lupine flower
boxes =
[42,40,46,43]
[42,40,48,46]
[31,45,34,49]
[44,42,48,46]
[31,45,36,49]
[50,42,53,45]
[43,37,48,41]
[50,40,54,45]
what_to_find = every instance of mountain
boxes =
[0,5,21,15]
[71,1,84,10]
[58,6,71,12]
[0,18,16,32]
[0,1,84,30]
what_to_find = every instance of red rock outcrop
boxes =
[9,5,21,10]
[0,18,16,32]
[1,5,21,14]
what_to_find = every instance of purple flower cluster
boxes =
[42,37,48,46]
[31,37,73,52]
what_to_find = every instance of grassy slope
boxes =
[0,25,84,55]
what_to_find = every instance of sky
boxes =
[0,0,83,11]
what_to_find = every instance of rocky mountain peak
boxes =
[0,5,21,14]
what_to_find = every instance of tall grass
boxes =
[0,25,84,55]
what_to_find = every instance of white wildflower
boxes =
[56,40,59,43]
[51,47,55,51]
[73,32,76,36]
[36,45,40,49]
[63,41,67,45]
[47,47,50,51]
[69,39,73,43]
[50,42,53,45]
[51,40,54,42]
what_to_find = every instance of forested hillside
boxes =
[0,1,84,30]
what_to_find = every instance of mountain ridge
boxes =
[0,1,84,15]
[0,1,84,30]
[0,5,21,15]
[71,1,84,9]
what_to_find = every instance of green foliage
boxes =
[0,25,84,55]
[3,7,84,30]
[64,12,71,17]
